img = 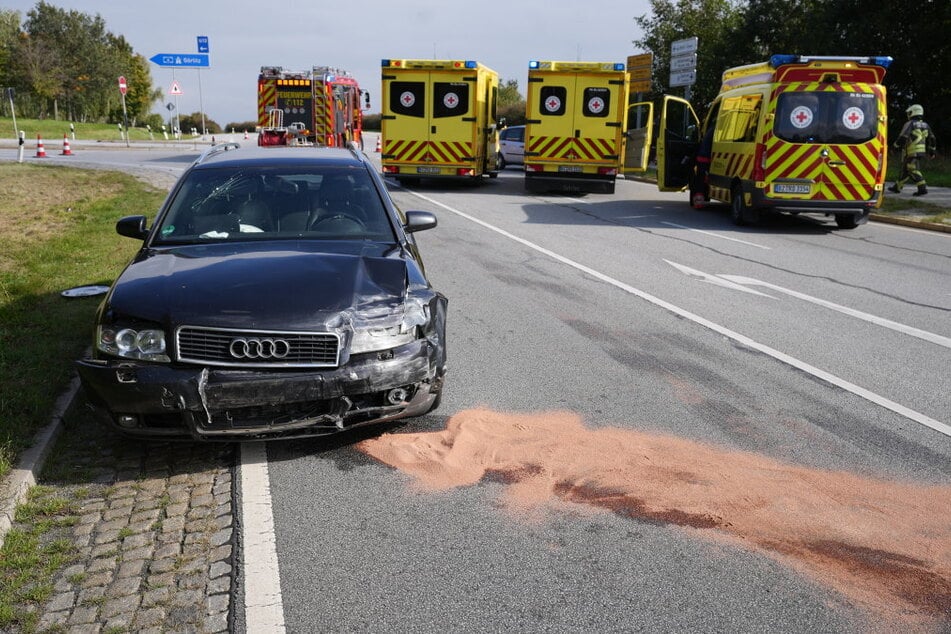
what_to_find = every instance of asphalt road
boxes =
[265,143,950,632]
[7,138,949,632]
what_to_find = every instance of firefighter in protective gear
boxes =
[889,104,937,196]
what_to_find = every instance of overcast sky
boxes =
[6,0,652,126]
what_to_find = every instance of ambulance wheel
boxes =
[730,186,759,226]
[730,186,748,225]
[835,213,859,229]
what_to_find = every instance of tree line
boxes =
[3,0,947,145]
[634,0,950,144]
[0,2,159,126]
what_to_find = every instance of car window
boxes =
[501,126,524,142]
[154,166,397,243]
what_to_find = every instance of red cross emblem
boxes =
[842,107,864,130]
[790,106,813,128]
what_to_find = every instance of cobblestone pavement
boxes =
[7,396,236,633]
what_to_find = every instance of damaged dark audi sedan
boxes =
[76,143,447,440]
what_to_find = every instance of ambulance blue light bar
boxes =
[529,61,540,69]
[769,54,893,68]
[613,63,625,71]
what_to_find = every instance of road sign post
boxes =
[150,45,211,139]
[669,37,698,101]
[149,53,209,68]
[118,76,130,147]
[7,87,18,141]
[627,53,653,95]
[195,37,210,136]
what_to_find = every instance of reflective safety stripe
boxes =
[527,135,618,161]
[314,85,330,145]
[384,139,473,164]
[257,82,277,128]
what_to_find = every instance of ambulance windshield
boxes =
[774,92,877,144]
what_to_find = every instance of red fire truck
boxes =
[257,66,369,148]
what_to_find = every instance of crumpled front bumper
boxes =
[76,339,443,441]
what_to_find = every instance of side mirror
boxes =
[403,210,437,233]
[116,215,148,240]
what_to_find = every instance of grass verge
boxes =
[1,117,165,145]
[0,485,79,631]
[0,163,165,478]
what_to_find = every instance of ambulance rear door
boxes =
[383,68,430,162]
[384,69,475,170]
[769,87,884,203]
[429,72,476,167]
[657,95,701,191]
[622,101,654,173]
[528,70,623,167]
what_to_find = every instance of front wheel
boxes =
[730,186,748,225]
[730,186,759,226]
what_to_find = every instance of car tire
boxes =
[730,186,747,225]
[730,185,759,226]
[497,153,506,170]
[835,213,859,229]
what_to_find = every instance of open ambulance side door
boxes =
[658,95,700,192]
[622,101,653,173]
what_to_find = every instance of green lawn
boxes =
[0,163,165,478]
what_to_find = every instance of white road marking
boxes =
[541,195,590,205]
[406,189,950,438]
[241,442,286,632]
[665,261,775,297]
[720,274,951,350]
[660,221,772,249]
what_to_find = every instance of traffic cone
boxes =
[35,134,47,158]
[61,134,73,156]
[374,136,381,152]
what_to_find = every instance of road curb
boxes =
[0,376,79,549]
[870,213,951,233]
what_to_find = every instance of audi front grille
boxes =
[176,326,341,368]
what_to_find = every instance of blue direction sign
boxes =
[197,36,209,53]
[149,53,209,68]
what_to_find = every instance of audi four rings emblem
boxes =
[229,337,291,359]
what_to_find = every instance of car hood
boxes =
[106,241,419,330]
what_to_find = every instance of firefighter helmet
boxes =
[906,104,924,119]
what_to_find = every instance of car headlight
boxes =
[350,298,430,354]
[98,325,170,362]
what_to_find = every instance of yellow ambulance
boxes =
[625,55,892,229]
[381,59,500,183]
[524,60,629,194]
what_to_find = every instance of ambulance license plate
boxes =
[558,165,583,173]
[774,184,811,194]
[416,167,440,174]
